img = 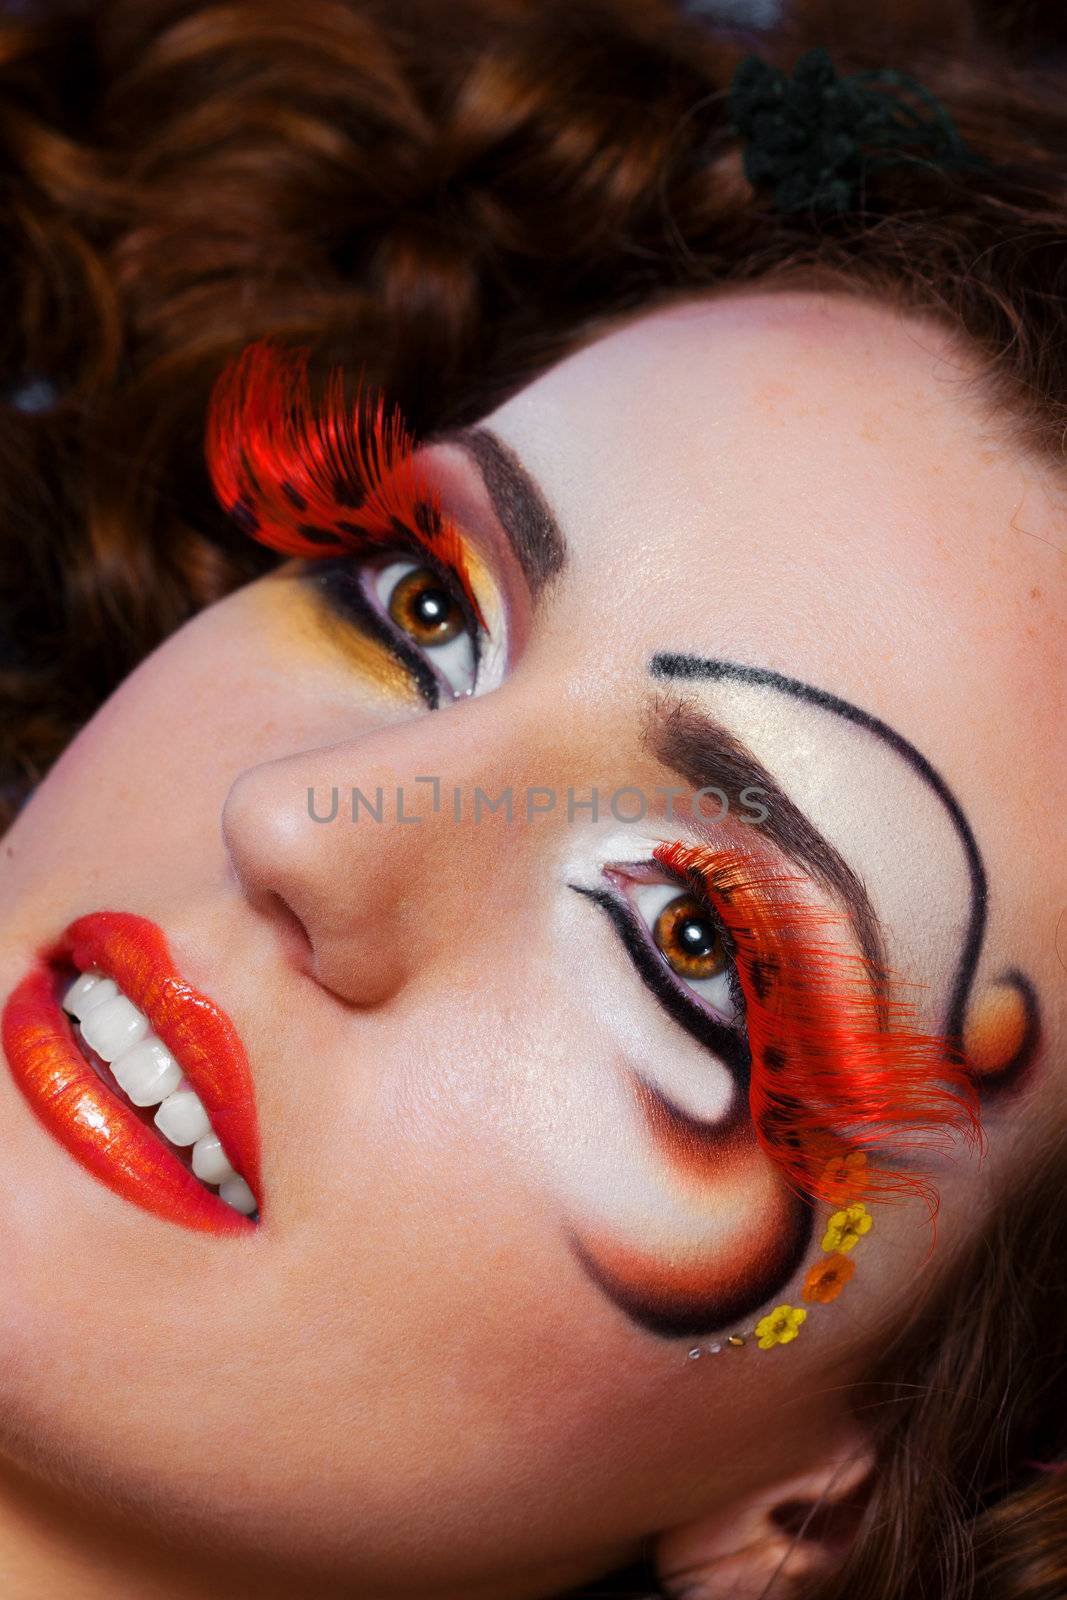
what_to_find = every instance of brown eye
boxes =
[653,894,727,981]
[387,567,464,646]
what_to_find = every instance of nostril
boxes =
[264,891,314,977]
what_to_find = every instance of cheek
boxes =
[329,958,809,1349]
[0,627,253,932]
[0,580,425,929]
[390,936,813,1349]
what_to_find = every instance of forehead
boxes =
[489,284,983,465]
[483,286,1058,776]
[475,288,1066,1019]
[486,289,1002,629]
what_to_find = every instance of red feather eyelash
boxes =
[204,339,484,627]
[653,840,982,1213]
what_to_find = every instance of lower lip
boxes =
[0,914,260,1236]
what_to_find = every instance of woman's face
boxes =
[0,289,1062,1597]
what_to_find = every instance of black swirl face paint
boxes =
[561,655,1041,1344]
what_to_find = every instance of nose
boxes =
[221,691,555,1009]
[222,759,403,1007]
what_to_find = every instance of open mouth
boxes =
[1,911,262,1236]
[58,964,257,1218]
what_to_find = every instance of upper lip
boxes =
[53,910,262,1198]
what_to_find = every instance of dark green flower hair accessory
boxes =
[728,46,989,216]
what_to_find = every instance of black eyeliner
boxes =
[307,558,441,708]
[568,883,751,1082]
[304,532,486,709]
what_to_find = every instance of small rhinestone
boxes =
[687,1347,702,1360]
[727,1335,746,1348]
[707,1342,722,1354]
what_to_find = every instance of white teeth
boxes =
[218,1176,257,1215]
[110,1038,183,1108]
[64,967,257,1214]
[191,1133,236,1186]
[154,1086,213,1147]
[79,994,151,1062]
[63,972,119,1021]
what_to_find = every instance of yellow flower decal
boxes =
[755,1304,808,1349]
[821,1202,873,1254]
[802,1252,856,1304]
[821,1149,868,1205]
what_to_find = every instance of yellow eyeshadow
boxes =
[260,571,421,703]
[457,541,501,638]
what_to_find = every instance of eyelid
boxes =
[414,442,534,664]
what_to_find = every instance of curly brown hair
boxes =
[0,2,1064,1597]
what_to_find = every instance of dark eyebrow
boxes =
[650,651,990,1045]
[647,693,889,978]
[435,426,567,597]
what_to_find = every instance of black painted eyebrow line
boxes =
[433,426,568,598]
[646,695,888,980]
[649,652,989,1046]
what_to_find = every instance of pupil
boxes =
[388,566,464,646]
[678,917,714,957]
[413,587,448,623]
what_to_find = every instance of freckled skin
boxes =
[0,289,1062,1600]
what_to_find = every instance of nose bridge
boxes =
[309,668,589,838]
[221,676,595,1007]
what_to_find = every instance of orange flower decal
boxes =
[802,1252,856,1305]
[821,1149,868,1205]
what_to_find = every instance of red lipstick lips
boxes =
[1,912,261,1235]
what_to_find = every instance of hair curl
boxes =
[1,1,1065,1597]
